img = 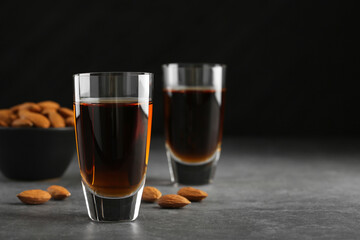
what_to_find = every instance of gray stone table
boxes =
[1,137,360,239]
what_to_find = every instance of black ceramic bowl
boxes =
[0,127,76,180]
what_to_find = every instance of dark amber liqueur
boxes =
[164,88,225,163]
[74,99,152,197]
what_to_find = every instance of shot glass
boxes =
[163,63,226,185]
[73,72,153,222]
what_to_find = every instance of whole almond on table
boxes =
[142,186,162,202]
[17,189,52,205]
[65,117,74,127]
[48,111,65,128]
[11,118,33,128]
[157,194,190,208]
[38,101,60,110]
[177,187,208,202]
[18,110,50,128]
[58,107,74,118]
[47,185,71,200]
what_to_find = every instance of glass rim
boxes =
[162,63,226,68]
[73,72,153,77]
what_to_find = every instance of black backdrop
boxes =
[0,1,358,136]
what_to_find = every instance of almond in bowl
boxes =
[0,101,74,128]
[0,101,76,181]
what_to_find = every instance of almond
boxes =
[38,101,60,110]
[65,116,74,127]
[157,194,190,208]
[11,118,33,128]
[142,186,162,202]
[58,107,74,118]
[10,104,22,113]
[17,102,42,113]
[48,111,65,128]
[17,189,52,204]
[0,109,11,124]
[177,187,208,202]
[19,110,50,128]
[0,120,8,127]
[47,185,71,200]
[41,108,57,115]
[10,114,18,121]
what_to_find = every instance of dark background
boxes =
[0,1,358,136]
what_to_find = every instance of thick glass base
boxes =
[81,181,144,222]
[166,146,221,185]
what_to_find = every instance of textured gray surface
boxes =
[1,137,360,239]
